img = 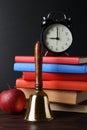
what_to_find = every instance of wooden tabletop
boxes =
[0,110,87,130]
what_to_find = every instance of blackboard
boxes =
[0,0,87,90]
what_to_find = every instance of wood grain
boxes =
[0,110,87,130]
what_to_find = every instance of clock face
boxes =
[43,23,73,53]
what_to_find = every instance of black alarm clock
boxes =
[41,12,73,55]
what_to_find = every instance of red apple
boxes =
[0,89,26,114]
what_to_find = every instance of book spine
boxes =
[22,72,87,81]
[15,56,80,64]
[14,63,87,74]
[16,78,87,91]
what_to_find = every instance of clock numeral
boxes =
[55,48,58,51]
[67,37,70,41]
[65,32,68,36]
[65,43,68,47]
[61,46,64,50]
[50,46,53,50]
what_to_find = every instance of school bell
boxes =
[24,41,53,121]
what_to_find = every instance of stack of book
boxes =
[13,56,87,113]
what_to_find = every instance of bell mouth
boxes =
[24,90,53,122]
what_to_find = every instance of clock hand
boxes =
[49,37,60,40]
[49,28,60,40]
[49,37,57,39]
[56,27,60,40]
[57,27,58,38]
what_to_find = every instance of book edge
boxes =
[17,88,87,105]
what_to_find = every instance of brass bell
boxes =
[24,41,53,121]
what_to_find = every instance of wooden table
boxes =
[0,110,87,130]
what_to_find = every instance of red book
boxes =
[16,78,87,91]
[22,72,87,81]
[15,56,87,64]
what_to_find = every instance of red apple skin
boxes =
[0,89,26,114]
[0,93,1,108]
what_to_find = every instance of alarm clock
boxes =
[41,12,73,55]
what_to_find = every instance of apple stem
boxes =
[6,83,11,90]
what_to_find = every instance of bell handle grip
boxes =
[34,41,42,90]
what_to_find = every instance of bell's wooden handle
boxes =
[34,41,42,90]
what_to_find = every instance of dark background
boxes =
[0,0,87,91]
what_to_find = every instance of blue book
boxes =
[13,63,87,74]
